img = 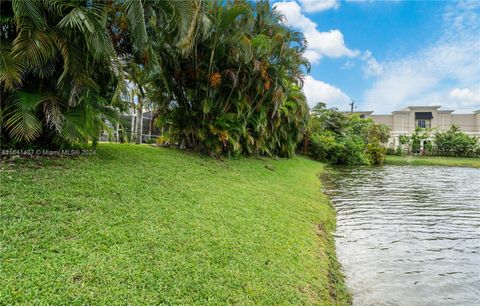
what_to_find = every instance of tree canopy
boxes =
[1,0,310,157]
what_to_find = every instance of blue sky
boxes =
[273,0,480,113]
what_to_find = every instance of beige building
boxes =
[353,106,480,145]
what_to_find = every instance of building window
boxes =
[360,114,365,119]
[416,119,431,128]
[415,112,433,129]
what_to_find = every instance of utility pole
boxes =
[349,99,356,114]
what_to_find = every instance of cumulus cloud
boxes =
[303,76,352,108]
[363,1,480,113]
[274,1,358,64]
[299,0,339,13]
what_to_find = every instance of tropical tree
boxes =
[153,0,310,157]
[304,102,390,165]
[434,125,479,157]
[2,0,311,158]
[0,0,126,147]
[111,0,200,144]
[0,0,198,148]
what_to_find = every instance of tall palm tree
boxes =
[152,0,310,157]
[117,0,201,144]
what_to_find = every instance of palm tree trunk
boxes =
[130,106,136,143]
[135,106,143,144]
[148,120,152,141]
[148,110,159,142]
[135,92,144,144]
[115,121,120,143]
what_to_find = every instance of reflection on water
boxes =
[322,165,480,306]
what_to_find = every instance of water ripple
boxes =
[323,165,480,306]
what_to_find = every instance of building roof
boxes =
[350,111,374,115]
[356,105,477,115]
[392,110,410,114]
[407,105,441,110]
[438,109,454,114]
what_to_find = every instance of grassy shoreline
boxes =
[385,155,480,168]
[0,144,350,304]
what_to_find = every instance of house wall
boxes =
[476,112,480,133]
[364,107,480,145]
[451,114,476,132]
[437,113,453,131]
[370,115,393,127]
[392,113,409,134]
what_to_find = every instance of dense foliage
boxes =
[1,0,309,157]
[396,126,480,157]
[434,126,479,157]
[153,1,310,157]
[302,103,390,165]
[0,0,126,148]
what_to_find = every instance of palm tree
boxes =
[151,0,310,157]
[0,0,198,148]
[1,0,309,156]
[1,0,125,147]
[117,0,201,144]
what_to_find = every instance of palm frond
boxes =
[4,91,43,142]
[0,50,25,91]
[57,7,95,33]
[12,0,46,29]
[174,0,200,54]
[12,26,56,68]
[123,0,148,52]
[40,93,65,133]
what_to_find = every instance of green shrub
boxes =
[156,136,170,145]
[385,147,396,155]
[310,132,337,161]
[395,145,405,156]
[304,103,390,165]
[310,133,368,165]
[365,141,386,165]
[331,136,369,165]
[434,125,479,157]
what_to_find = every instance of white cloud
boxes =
[274,1,358,64]
[341,61,355,70]
[304,50,322,64]
[363,1,480,113]
[346,0,400,3]
[299,0,339,13]
[449,88,480,105]
[303,75,352,108]
[361,50,383,77]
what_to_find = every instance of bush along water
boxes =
[301,102,390,165]
[396,126,480,158]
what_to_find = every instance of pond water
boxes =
[322,165,480,306]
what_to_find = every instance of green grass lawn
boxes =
[0,143,349,305]
[385,155,480,168]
